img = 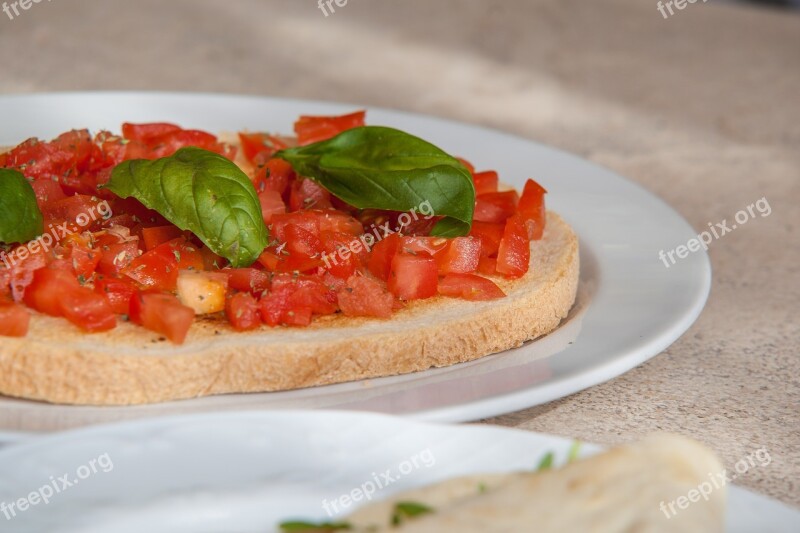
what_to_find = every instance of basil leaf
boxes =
[277,127,475,236]
[279,521,352,532]
[391,501,434,526]
[536,451,555,471]
[104,148,268,268]
[0,169,44,244]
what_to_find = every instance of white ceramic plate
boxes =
[0,411,796,532]
[0,92,711,433]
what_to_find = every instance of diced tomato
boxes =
[225,268,271,295]
[122,123,182,143]
[30,178,67,205]
[517,178,547,240]
[285,224,324,261]
[41,195,107,232]
[387,252,438,301]
[473,190,519,224]
[316,210,363,236]
[320,230,364,279]
[436,237,481,274]
[252,158,294,196]
[123,238,203,291]
[238,132,288,164]
[199,245,226,270]
[496,216,530,279]
[289,178,332,211]
[258,189,286,224]
[60,288,117,332]
[367,233,401,281]
[438,273,505,301]
[469,221,504,257]
[23,268,76,317]
[141,225,184,251]
[399,236,449,257]
[24,268,116,332]
[149,129,227,159]
[456,157,475,174]
[225,292,261,331]
[477,255,497,275]
[294,111,366,146]
[0,303,30,337]
[337,275,394,318]
[129,292,195,344]
[472,171,499,196]
[94,277,137,315]
[59,233,102,279]
[270,212,321,242]
[258,273,337,326]
[176,270,228,314]
[96,240,140,277]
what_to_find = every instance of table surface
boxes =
[0,0,798,507]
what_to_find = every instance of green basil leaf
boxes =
[277,127,475,236]
[0,169,44,244]
[103,147,268,267]
[536,451,555,471]
[391,501,434,526]
[279,521,352,532]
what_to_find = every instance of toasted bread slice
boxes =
[0,211,578,406]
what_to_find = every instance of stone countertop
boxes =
[0,0,797,506]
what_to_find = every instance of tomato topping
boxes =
[367,233,401,281]
[122,123,182,143]
[226,268,271,295]
[472,171,499,196]
[141,225,185,251]
[237,132,288,164]
[259,274,333,327]
[24,269,116,332]
[94,277,137,315]
[289,178,332,211]
[469,222,504,257]
[496,216,530,279]
[436,237,482,274]
[258,189,286,224]
[438,273,505,301]
[388,252,438,301]
[399,236,448,257]
[473,190,519,224]
[0,303,30,337]
[123,238,204,291]
[338,275,394,318]
[252,158,294,196]
[226,292,261,331]
[129,292,195,344]
[477,256,498,275]
[517,178,547,240]
[96,240,139,277]
[294,111,366,146]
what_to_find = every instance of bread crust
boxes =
[0,212,578,405]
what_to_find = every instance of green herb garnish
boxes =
[103,147,268,267]
[536,451,555,471]
[278,520,352,532]
[0,169,44,244]
[391,501,434,526]
[277,126,475,237]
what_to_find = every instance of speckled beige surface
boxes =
[0,0,797,506]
